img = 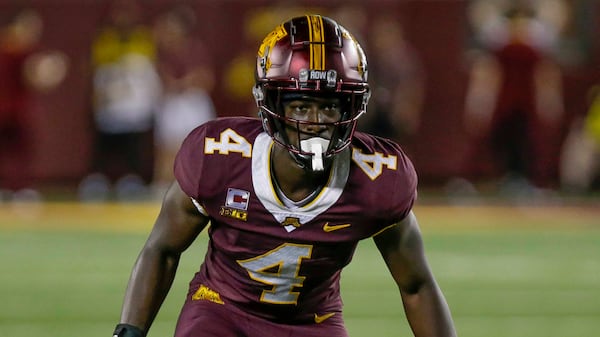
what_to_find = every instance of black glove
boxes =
[113,323,145,337]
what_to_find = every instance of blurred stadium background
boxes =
[0,0,598,190]
[1,0,599,337]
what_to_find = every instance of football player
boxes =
[113,15,457,337]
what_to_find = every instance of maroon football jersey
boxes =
[174,117,417,322]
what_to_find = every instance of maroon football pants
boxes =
[174,297,349,337]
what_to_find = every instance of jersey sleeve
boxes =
[389,147,418,222]
[174,117,262,202]
[174,123,209,199]
[352,133,418,227]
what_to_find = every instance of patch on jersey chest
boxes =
[220,188,250,221]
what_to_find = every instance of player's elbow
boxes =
[141,239,182,266]
[398,271,437,296]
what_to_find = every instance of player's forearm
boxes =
[401,282,457,337]
[119,246,181,332]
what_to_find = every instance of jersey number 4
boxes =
[237,243,312,305]
[352,149,397,180]
[204,128,252,157]
[204,128,397,180]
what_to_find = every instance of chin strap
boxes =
[300,137,330,171]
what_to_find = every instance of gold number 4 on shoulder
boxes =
[352,149,397,180]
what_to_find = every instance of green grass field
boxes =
[1,202,599,337]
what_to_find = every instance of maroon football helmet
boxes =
[253,15,370,169]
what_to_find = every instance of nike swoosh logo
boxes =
[323,222,351,232]
[314,312,335,323]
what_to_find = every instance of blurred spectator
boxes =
[560,85,600,193]
[151,5,216,193]
[357,15,425,153]
[462,5,564,194]
[0,8,68,202]
[79,0,161,201]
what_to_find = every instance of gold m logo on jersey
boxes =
[281,217,301,228]
[192,284,224,304]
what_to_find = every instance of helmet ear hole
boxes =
[259,110,273,136]
[252,85,264,106]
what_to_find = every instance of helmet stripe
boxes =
[307,15,325,70]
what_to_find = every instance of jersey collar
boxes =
[252,133,350,224]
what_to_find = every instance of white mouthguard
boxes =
[300,137,330,171]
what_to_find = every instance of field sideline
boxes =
[1,201,599,231]
[1,201,599,337]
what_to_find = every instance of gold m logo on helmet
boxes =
[258,24,288,73]
[341,29,368,79]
